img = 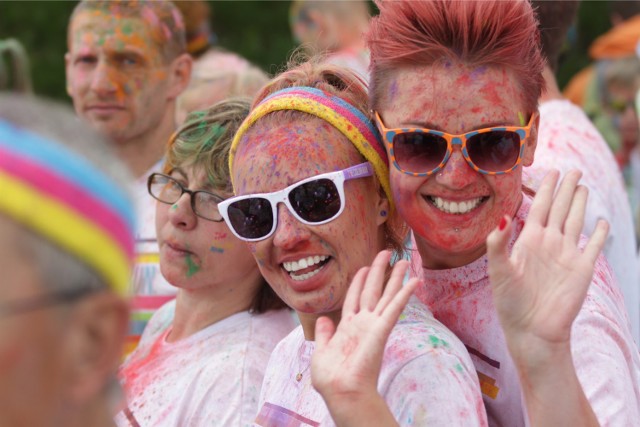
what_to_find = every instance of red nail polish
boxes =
[498,216,507,231]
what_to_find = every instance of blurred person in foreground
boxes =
[525,0,640,343]
[0,93,134,427]
[65,0,192,355]
[289,0,371,82]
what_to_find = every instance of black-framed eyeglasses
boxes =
[147,173,225,222]
[0,287,95,318]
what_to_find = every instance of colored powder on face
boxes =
[171,204,178,210]
[122,22,134,35]
[428,335,449,348]
[210,246,224,253]
[518,111,526,126]
[185,254,199,277]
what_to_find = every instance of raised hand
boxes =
[487,170,608,352]
[311,250,419,426]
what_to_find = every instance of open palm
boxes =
[311,250,419,401]
[487,170,608,353]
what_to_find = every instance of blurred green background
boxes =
[0,0,615,102]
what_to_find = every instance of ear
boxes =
[166,53,193,101]
[64,52,74,97]
[522,113,539,167]
[375,188,390,227]
[63,292,129,404]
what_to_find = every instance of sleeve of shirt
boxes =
[571,255,640,426]
[382,349,488,426]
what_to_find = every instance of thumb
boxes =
[486,215,513,289]
[314,316,336,350]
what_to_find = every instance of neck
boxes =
[115,104,177,178]
[539,65,564,103]
[298,310,341,341]
[168,275,261,342]
[63,398,116,427]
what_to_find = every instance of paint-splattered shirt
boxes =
[413,194,640,427]
[254,300,488,426]
[523,99,640,342]
[116,300,297,427]
[126,159,177,355]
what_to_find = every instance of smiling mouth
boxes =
[426,196,488,214]
[282,255,331,282]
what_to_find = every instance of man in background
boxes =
[65,0,192,354]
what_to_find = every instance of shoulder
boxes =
[383,300,475,374]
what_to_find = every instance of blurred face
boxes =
[378,63,536,269]
[155,166,262,294]
[232,118,387,318]
[0,216,67,426]
[66,10,176,144]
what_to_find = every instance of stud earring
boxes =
[380,210,387,217]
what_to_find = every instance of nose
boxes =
[272,203,311,250]
[89,59,118,96]
[168,193,197,230]
[435,147,478,189]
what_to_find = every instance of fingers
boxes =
[527,169,560,226]
[582,219,609,267]
[486,215,513,289]
[381,277,419,327]
[314,316,336,350]
[563,185,588,244]
[360,250,392,311]
[343,266,369,315]
[547,170,582,231]
[374,259,410,315]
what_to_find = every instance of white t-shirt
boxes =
[523,99,640,342]
[126,160,177,355]
[254,300,487,426]
[412,195,640,427]
[116,301,297,427]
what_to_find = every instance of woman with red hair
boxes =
[312,1,640,426]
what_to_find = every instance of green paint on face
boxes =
[186,254,200,277]
[171,204,178,210]
[122,22,134,35]
[428,335,449,348]
[518,111,526,126]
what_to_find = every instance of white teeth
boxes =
[290,268,323,281]
[283,255,329,273]
[430,197,483,214]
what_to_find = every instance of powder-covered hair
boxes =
[244,58,408,256]
[70,0,186,63]
[165,98,288,313]
[367,0,545,114]
[531,0,580,72]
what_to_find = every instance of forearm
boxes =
[323,391,399,427]
[511,341,599,427]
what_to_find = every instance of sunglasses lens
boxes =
[393,132,448,174]
[467,131,521,172]
[288,179,341,223]
[226,197,273,239]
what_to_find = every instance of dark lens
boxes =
[393,132,448,173]
[227,198,273,239]
[288,179,341,223]
[467,131,520,172]
[149,175,181,204]
[194,192,223,221]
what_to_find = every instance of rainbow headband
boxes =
[229,86,393,211]
[0,120,135,296]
